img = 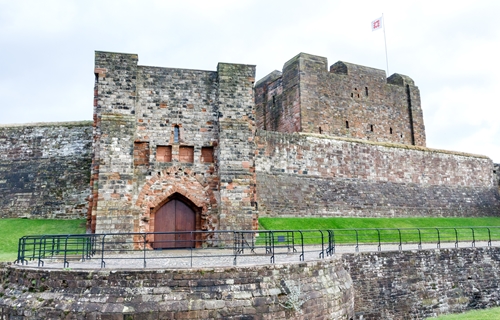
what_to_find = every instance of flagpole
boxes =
[382,13,389,75]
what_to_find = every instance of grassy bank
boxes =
[258,217,500,245]
[0,218,86,262]
[428,307,500,319]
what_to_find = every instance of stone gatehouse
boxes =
[85,51,499,242]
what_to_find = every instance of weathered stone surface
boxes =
[255,52,426,147]
[0,258,354,319]
[255,131,500,218]
[343,247,500,319]
[0,122,92,218]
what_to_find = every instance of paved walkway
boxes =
[20,241,496,270]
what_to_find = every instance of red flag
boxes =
[371,17,383,31]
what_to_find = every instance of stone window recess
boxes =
[201,147,214,163]
[346,121,349,129]
[174,125,180,144]
[179,146,194,163]
[156,146,172,162]
[134,142,150,166]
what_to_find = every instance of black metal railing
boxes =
[14,227,500,268]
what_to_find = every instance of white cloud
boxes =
[0,0,499,162]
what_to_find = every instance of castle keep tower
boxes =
[254,52,426,146]
[89,51,257,242]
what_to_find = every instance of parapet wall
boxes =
[0,122,92,218]
[0,258,354,319]
[255,131,500,217]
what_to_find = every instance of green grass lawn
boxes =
[258,217,500,245]
[0,218,86,262]
[428,307,500,319]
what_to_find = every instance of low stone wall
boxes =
[0,258,354,319]
[343,247,500,319]
[0,122,92,218]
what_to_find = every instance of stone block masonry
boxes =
[0,122,92,219]
[255,53,426,146]
[255,131,500,217]
[0,258,354,319]
[343,247,500,319]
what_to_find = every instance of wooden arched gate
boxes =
[153,197,197,249]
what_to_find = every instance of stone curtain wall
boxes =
[255,131,499,217]
[344,247,500,319]
[0,258,354,319]
[0,122,92,218]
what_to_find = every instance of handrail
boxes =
[14,226,500,269]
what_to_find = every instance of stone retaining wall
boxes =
[343,247,500,319]
[0,258,354,319]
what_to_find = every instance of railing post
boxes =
[377,229,381,251]
[100,235,107,268]
[37,236,46,267]
[436,228,441,249]
[417,229,422,250]
[355,229,359,252]
[319,230,325,259]
[270,231,275,264]
[398,229,402,251]
[63,235,70,268]
[471,228,476,248]
[487,228,491,247]
[454,228,459,248]
[298,231,304,261]
[143,233,147,268]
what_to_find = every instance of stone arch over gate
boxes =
[134,168,217,238]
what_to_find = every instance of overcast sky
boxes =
[1,0,499,162]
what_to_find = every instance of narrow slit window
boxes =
[319,127,322,134]
[351,93,353,98]
[174,125,180,144]
[370,125,374,132]
[390,127,393,134]
[346,121,349,129]
[365,87,368,96]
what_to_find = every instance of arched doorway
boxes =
[153,197,197,249]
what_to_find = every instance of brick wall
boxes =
[255,131,499,217]
[0,122,92,218]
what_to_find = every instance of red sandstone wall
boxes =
[255,53,426,147]
[255,131,499,217]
